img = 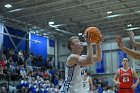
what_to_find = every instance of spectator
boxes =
[20,67,27,78]
[0,86,7,93]
[26,55,33,66]
[58,77,64,89]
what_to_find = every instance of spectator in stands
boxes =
[43,70,50,80]
[9,48,14,57]
[17,86,28,93]
[18,50,24,65]
[8,56,14,64]
[20,66,27,78]
[98,84,103,93]
[93,85,98,93]
[46,57,53,69]
[53,76,59,86]
[0,55,7,70]
[15,66,21,78]
[58,77,64,89]
[9,84,17,93]
[0,64,3,73]
[0,86,7,93]
[0,64,5,79]
[26,55,33,66]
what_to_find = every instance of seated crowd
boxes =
[0,48,64,93]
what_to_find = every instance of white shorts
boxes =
[60,83,83,93]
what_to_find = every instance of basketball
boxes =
[84,27,102,43]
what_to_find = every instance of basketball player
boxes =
[114,58,139,93]
[82,71,93,93]
[115,31,140,60]
[60,33,102,93]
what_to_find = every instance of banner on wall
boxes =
[30,33,47,62]
[49,39,55,47]
[96,53,105,73]
[118,50,127,68]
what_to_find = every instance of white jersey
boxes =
[82,76,90,93]
[60,64,83,93]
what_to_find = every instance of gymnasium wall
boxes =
[3,26,27,52]
[29,33,47,62]
[1,25,55,64]
[29,34,55,63]
[57,40,70,69]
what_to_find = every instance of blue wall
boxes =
[118,50,127,68]
[3,26,27,52]
[30,34,47,62]
[96,53,105,73]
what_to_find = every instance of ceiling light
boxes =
[35,31,39,34]
[5,4,12,8]
[126,27,140,31]
[136,11,140,13]
[107,11,112,14]
[9,8,23,12]
[105,14,123,18]
[43,33,47,36]
[127,24,132,27]
[49,22,54,25]
[29,30,36,34]
[78,33,82,36]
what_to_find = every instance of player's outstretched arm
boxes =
[120,47,140,60]
[127,31,140,48]
[115,35,140,60]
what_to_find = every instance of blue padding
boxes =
[96,53,105,73]
[118,50,127,68]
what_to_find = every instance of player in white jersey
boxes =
[60,33,102,93]
[82,71,93,93]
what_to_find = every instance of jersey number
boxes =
[123,77,129,82]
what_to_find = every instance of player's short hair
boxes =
[67,36,79,51]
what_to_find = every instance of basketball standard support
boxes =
[4,26,19,52]
[16,32,28,49]
[0,28,41,44]
[0,22,4,59]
